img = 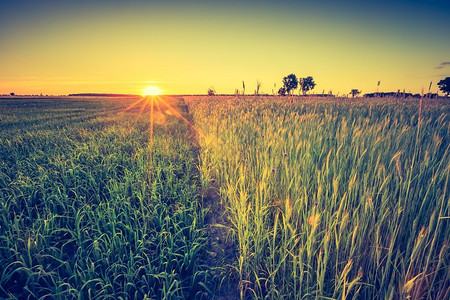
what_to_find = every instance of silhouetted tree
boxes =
[242,81,246,96]
[438,77,450,96]
[282,74,298,96]
[207,87,216,96]
[299,76,316,95]
[350,89,361,98]
[278,87,287,96]
[10,92,15,96]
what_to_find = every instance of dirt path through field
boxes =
[178,98,239,299]
[201,184,238,299]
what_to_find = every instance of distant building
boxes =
[363,92,439,98]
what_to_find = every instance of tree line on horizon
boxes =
[207,76,450,98]
[277,74,316,96]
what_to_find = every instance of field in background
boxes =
[187,96,449,299]
[0,97,208,299]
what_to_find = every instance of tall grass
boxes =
[0,97,208,299]
[187,96,449,299]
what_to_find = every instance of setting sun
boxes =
[142,86,162,96]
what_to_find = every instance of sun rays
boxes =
[119,95,206,185]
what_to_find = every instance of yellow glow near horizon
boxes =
[142,86,163,96]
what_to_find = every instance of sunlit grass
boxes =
[1,95,448,299]
[188,96,450,299]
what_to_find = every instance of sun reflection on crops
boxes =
[119,95,211,186]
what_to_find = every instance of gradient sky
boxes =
[1,0,449,95]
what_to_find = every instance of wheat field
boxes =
[187,96,449,299]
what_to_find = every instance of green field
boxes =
[0,97,208,299]
[1,96,449,299]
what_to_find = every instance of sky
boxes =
[1,0,449,96]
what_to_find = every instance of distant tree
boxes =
[234,88,240,96]
[10,92,15,96]
[299,76,316,95]
[207,87,216,96]
[350,89,361,98]
[242,81,246,96]
[278,87,287,96]
[282,74,298,96]
[438,77,450,96]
